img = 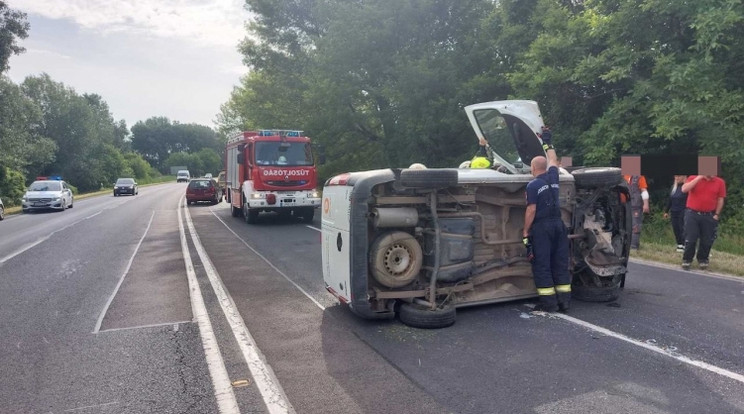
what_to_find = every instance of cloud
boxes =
[11,0,249,48]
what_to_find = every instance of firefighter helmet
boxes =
[471,157,491,169]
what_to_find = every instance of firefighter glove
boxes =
[540,127,552,145]
[523,237,534,261]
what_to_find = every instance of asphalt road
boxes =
[0,182,742,413]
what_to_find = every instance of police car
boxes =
[321,100,632,328]
[21,177,74,213]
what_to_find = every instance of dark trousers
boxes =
[683,210,718,263]
[531,219,571,307]
[670,210,685,245]
[631,207,643,248]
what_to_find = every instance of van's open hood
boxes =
[464,100,546,169]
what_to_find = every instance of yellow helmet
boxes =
[471,156,491,169]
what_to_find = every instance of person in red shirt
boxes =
[680,175,726,270]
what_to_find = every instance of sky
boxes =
[6,0,251,129]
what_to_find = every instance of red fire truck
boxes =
[225,130,321,223]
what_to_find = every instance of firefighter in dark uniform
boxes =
[523,127,571,312]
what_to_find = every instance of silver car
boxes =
[22,180,74,212]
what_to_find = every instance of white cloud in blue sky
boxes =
[6,0,250,128]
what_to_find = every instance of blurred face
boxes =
[674,175,686,183]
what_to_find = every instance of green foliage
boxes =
[0,167,26,206]
[162,149,221,177]
[0,76,56,173]
[131,117,220,170]
[0,1,29,73]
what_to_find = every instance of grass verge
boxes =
[633,212,744,277]
[630,242,743,277]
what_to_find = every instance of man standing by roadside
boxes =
[523,127,570,312]
[681,174,726,270]
[623,174,650,249]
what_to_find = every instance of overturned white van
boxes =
[321,100,632,328]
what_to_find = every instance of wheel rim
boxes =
[383,244,413,275]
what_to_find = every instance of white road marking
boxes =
[304,224,320,232]
[62,401,119,412]
[0,211,102,265]
[188,206,295,413]
[544,309,744,385]
[96,321,193,334]
[179,198,240,413]
[93,211,155,333]
[210,210,325,311]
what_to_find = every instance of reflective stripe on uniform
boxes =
[555,284,571,293]
[537,287,557,296]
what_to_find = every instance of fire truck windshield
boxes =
[255,142,314,167]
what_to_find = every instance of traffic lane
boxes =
[190,205,448,414]
[0,183,166,262]
[567,261,744,374]
[206,202,334,307]
[0,184,217,412]
[195,205,740,412]
[350,302,744,414]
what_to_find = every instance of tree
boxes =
[0,76,57,174]
[20,74,135,191]
[0,1,29,73]
[131,117,220,170]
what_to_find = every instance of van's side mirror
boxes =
[237,153,245,164]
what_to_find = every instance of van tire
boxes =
[399,303,456,329]
[571,167,623,188]
[572,284,620,302]
[399,169,458,188]
[370,231,423,288]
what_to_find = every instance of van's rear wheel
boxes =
[398,303,456,329]
[399,169,458,188]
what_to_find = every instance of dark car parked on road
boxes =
[113,178,138,196]
[186,178,222,205]
[0,197,5,220]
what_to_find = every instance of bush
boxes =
[0,167,27,206]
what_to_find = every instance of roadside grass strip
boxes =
[188,205,295,414]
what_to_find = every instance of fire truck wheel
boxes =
[244,204,258,224]
[301,207,314,223]
[398,302,456,329]
[370,231,422,288]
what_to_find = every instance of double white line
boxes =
[179,198,293,414]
